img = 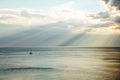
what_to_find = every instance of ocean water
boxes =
[0,47,119,80]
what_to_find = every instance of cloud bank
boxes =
[0,1,120,47]
[86,0,120,35]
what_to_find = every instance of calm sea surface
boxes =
[0,47,120,80]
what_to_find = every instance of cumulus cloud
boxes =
[1,1,120,47]
[102,0,120,10]
[88,0,120,34]
[0,1,91,35]
[0,8,56,26]
[0,1,120,35]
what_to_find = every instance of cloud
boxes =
[112,16,120,24]
[101,0,109,4]
[0,8,56,26]
[1,1,120,47]
[0,1,120,36]
[0,1,79,26]
[88,0,120,34]
[0,1,92,36]
[101,0,120,10]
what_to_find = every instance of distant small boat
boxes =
[29,49,32,55]
[29,52,32,55]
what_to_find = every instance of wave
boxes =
[0,67,55,72]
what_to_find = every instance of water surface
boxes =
[0,47,120,80]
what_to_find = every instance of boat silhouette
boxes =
[29,49,32,55]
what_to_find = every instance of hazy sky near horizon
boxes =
[0,0,120,47]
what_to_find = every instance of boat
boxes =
[29,49,32,55]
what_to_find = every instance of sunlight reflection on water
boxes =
[0,47,119,80]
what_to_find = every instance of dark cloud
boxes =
[111,0,120,10]
[89,0,120,29]
[90,12,109,19]
[102,0,120,10]
[97,12,109,18]
[113,16,120,23]
[93,22,113,28]
[102,0,109,4]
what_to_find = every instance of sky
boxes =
[0,0,120,47]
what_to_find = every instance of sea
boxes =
[0,47,119,80]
